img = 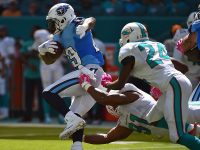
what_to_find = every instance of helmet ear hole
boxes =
[61,19,64,23]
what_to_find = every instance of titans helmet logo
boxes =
[56,5,69,16]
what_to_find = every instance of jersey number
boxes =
[65,47,81,67]
[138,43,170,69]
[128,114,151,134]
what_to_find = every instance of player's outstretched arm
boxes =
[76,17,96,38]
[83,17,96,30]
[83,125,132,144]
[106,57,135,90]
[79,74,140,107]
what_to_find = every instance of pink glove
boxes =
[101,73,112,87]
[79,73,91,91]
[176,39,184,54]
[150,87,162,100]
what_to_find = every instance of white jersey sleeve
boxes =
[118,43,138,63]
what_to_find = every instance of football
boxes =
[40,41,64,65]
[46,41,64,59]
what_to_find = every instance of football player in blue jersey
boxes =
[38,3,104,150]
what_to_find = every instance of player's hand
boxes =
[176,39,184,53]
[79,73,92,91]
[76,24,88,39]
[78,65,96,81]
[38,41,57,55]
[101,73,112,87]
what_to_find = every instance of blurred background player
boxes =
[20,25,44,122]
[163,24,182,57]
[0,25,15,120]
[33,29,65,123]
[173,11,200,89]
[176,6,200,102]
[38,3,104,150]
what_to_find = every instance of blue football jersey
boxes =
[53,17,104,68]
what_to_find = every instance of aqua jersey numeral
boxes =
[128,114,151,134]
[65,47,81,67]
[138,43,170,68]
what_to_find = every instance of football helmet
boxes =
[119,22,149,47]
[187,12,197,28]
[46,3,76,34]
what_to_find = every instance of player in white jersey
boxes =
[0,26,15,119]
[173,12,200,88]
[79,74,200,145]
[103,22,200,149]
[33,29,64,123]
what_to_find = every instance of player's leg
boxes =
[36,78,45,122]
[43,66,104,138]
[22,78,35,122]
[165,75,200,149]
[68,95,96,149]
[0,77,7,120]
[42,70,84,118]
[40,66,52,123]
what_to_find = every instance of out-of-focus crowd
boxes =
[0,0,199,17]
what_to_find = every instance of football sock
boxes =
[178,133,200,150]
[72,128,84,143]
[42,91,69,116]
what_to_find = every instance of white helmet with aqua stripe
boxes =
[119,22,149,47]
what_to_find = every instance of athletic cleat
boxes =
[71,142,83,150]
[59,111,86,140]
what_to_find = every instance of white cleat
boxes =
[71,142,83,150]
[59,111,86,140]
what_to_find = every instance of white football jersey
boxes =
[117,84,168,136]
[0,37,15,66]
[118,41,181,92]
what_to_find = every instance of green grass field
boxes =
[0,124,188,150]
